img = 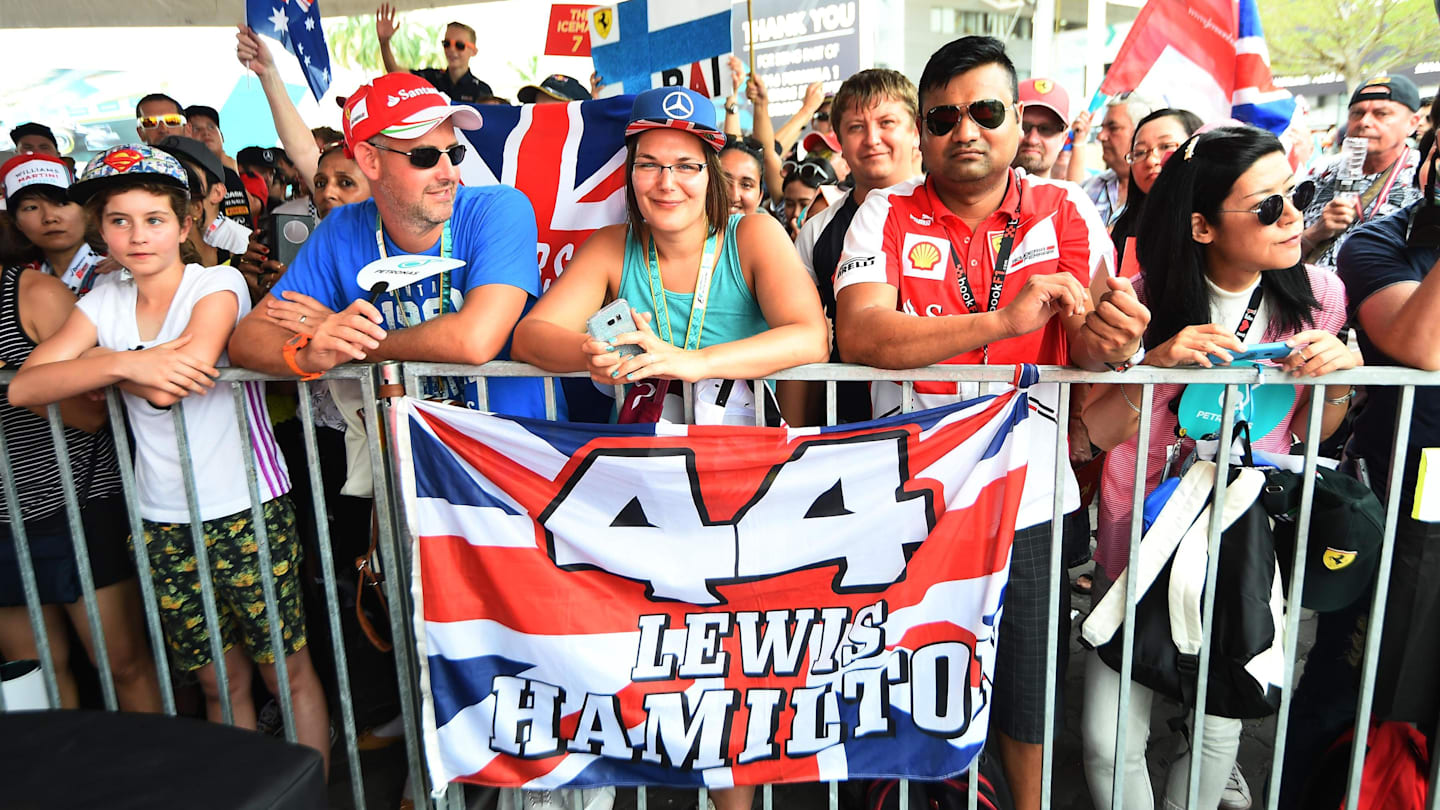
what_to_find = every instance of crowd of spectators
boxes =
[1,13,1436,810]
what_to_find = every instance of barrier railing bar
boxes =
[106,387,177,715]
[171,404,235,725]
[1039,382,1071,809]
[1110,381,1153,809]
[1429,706,1440,810]
[543,376,558,421]
[295,380,368,810]
[397,361,1440,387]
[369,365,432,806]
[1184,384,1239,808]
[1265,389,1326,810]
[824,380,837,427]
[229,382,297,744]
[1344,385,1416,809]
[636,784,648,810]
[0,416,59,709]
[476,374,489,412]
[45,403,117,710]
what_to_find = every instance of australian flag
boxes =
[403,367,1053,789]
[246,0,332,101]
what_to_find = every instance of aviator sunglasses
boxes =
[1218,180,1316,226]
[923,100,1010,137]
[367,141,467,169]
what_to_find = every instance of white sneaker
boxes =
[1220,762,1252,810]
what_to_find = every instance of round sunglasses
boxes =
[1218,180,1316,226]
[923,100,1010,137]
[367,141,467,169]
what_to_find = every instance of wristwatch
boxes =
[283,333,324,381]
[724,102,738,114]
[1105,345,1146,373]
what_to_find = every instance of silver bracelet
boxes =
[1121,384,1143,415]
[1325,387,1355,406]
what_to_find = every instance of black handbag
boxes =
[1082,444,1286,719]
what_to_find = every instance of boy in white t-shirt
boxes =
[11,145,331,771]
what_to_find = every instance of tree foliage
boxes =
[326,13,444,73]
[1260,0,1440,92]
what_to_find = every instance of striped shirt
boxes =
[76,264,290,522]
[0,265,123,524]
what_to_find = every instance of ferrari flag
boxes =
[402,368,1052,789]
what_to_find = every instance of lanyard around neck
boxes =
[647,228,721,352]
[375,211,452,327]
[1231,283,1264,342]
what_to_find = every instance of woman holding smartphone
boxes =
[1079,126,1358,809]
[513,86,828,428]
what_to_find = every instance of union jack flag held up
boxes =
[400,367,1055,789]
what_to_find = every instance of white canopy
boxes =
[2,0,494,29]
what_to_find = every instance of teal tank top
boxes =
[616,213,769,350]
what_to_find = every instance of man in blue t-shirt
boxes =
[229,72,548,417]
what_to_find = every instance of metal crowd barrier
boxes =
[2,361,1438,810]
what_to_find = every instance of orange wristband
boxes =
[283,333,323,381]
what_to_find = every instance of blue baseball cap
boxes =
[71,144,188,204]
[625,87,726,151]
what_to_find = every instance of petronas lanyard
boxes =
[647,229,721,351]
[375,211,452,328]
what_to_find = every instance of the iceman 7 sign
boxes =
[402,369,1050,790]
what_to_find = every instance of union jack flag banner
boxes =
[457,96,632,290]
[400,367,1056,790]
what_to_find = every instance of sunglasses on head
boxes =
[792,161,832,186]
[923,100,1010,137]
[367,140,467,169]
[1219,180,1317,226]
[442,39,470,50]
[137,114,186,129]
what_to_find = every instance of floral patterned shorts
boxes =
[138,496,307,672]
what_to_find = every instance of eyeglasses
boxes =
[137,114,186,130]
[1218,180,1317,226]
[633,161,706,177]
[1125,142,1183,164]
[923,100,1010,137]
[441,39,470,51]
[1021,120,1066,138]
[367,141,467,169]
[812,111,830,123]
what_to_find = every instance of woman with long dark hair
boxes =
[1079,127,1359,809]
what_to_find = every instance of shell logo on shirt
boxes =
[901,233,949,280]
[908,241,941,272]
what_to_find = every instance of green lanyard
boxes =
[375,211,452,328]
[646,228,721,351]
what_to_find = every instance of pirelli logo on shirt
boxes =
[836,255,876,280]
[902,233,950,280]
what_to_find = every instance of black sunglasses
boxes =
[812,111,830,122]
[923,100,1010,137]
[368,141,467,169]
[1219,180,1317,226]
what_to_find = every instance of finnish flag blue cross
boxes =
[589,0,732,89]
[246,0,333,101]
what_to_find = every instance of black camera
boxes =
[1406,150,1440,248]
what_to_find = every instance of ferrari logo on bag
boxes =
[1323,548,1357,570]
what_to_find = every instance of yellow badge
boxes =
[593,8,613,39]
[908,241,941,271]
[990,232,1005,256]
[1034,79,1053,94]
[1323,548,1357,571]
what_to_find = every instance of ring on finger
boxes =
[299,315,308,325]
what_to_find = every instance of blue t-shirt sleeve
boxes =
[1336,210,1420,321]
[270,207,354,312]
[455,185,541,298]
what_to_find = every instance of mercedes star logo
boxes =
[662,91,695,120]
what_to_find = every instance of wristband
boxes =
[1325,387,1356,406]
[283,333,323,381]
